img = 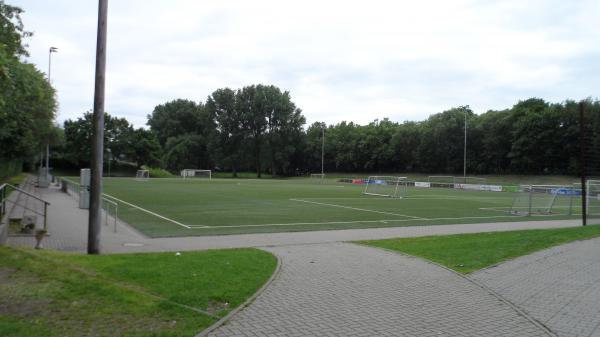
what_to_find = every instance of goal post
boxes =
[363,176,407,198]
[586,180,600,219]
[310,173,325,182]
[180,169,212,179]
[135,170,149,181]
[510,184,577,216]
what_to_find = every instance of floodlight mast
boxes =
[463,107,467,178]
[88,0,108,254]
[321,124,325,176]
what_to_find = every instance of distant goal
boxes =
[135,170,150,181]
[510,184,578,216]
[181,169,212,179]
[363,176,407,198]
[310,173,325,182]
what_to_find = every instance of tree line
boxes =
[0,1,59,179]
[58,93,600,178]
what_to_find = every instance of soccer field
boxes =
[87,177,583,238]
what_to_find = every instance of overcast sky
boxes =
[12,0,600,128]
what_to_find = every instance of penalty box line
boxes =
[289,198,427,220]
[102,194,208,229]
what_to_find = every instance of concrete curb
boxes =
[195,251,283,337]
[351,242,558,337]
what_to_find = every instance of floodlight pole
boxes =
[463,108,467,177]
[45,47,58,184]
[88,0,108,254]
[321,124,325,175]
[580,102,587,227]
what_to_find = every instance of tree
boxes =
[0,1,57,176]
[147,99,212,146]
[206,88,243,177]
[236,85,268,177]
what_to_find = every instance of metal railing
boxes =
[57,177,120,232]
[0,183,50,230]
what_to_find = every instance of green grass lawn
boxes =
[0,246,276,337]
[360,225,600,273]
[83,176,582,237]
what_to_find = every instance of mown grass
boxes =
[360,225,600,273]
[0,247,276,337]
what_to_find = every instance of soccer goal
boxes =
[310,173,325,182]
[363,176,407,198]
[135,170,150,181]
[587,180,600,218]
[453,176,487,185]
[181,169,212,179]
[510,185,576,216]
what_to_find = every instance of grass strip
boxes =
[359,225,600,274]
[0,246,276,337]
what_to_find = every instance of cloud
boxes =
[13,0,600,128]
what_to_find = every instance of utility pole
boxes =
[88,0,108,254]
[321,124,325,176]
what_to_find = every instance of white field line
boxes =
[289,198,427,219]
[102,193,202,229]
[187,213,566,229]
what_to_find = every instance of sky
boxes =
[11,0,600,128]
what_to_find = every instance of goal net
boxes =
[181,169,211,179]
[310,173,325,182]
[135,170,149,181]
[587,180,600,218]
[510,185,577,216]
[454,176,487,185]
[363,176,407,198]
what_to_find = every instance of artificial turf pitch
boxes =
[87,177,583,238]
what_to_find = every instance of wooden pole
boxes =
[88,0,108,254]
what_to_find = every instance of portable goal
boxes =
[181,169,212,179]
[587,180,600,218]
[310,173,325,182]
[510,184,577,216]
[363,176,407,198]
[135,170,150,181]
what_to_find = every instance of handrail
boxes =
[0,183,50,206]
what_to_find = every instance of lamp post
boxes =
[43,46,58,187]
[48,47,58,82]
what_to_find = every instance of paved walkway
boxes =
[208,243,551,337]
[472,237,600,337]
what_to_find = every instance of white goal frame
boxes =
[510,184,577,216]
[181,169,212,179]
[363,176,407,198]
[135,170,150,181]
[310,173,325,180]
[587,180,600,217]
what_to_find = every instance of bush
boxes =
[141,166,174,178]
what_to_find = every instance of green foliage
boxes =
[0,1,57,169]
[63,112,162,169]
[361,225,600,273]
[140,165,173,178]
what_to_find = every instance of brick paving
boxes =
[207,243,551,337]
[471,237,600,337]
